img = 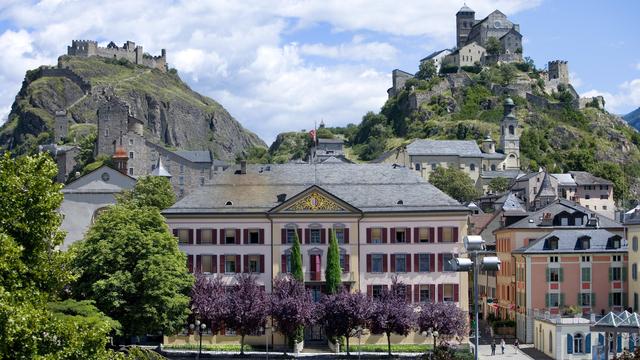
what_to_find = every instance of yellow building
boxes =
[626,207,640,311]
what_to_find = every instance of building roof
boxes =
[164,163,468,215]
[457,4,474,13]
[551,173,576,186]
[625,206,640,225]
[538,172,556,198]
[481,152,506,160]
[318,138,344,144]
[480,169,523,179]
[513,229,626,254]
[173,150,212,163]
[502,192,527,214]
[569,171,613,186]
[151,158,172,177]
[407,139,482,157]
[502,199,622,230]
[420,49,451,62]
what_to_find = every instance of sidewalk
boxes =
[477,344,537,360]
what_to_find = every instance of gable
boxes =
[64,165,136,192]
[270,185,360,214]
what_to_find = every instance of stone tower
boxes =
[97,97,130,157]
[481,133,496,154]
[548,60,569,84]
[500,98,520,169]
[456,4,475,48]
[54,110,69,143]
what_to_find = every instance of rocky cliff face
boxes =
[0,55,265,159]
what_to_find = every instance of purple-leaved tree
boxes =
[270,275,316,354]
[190,274,228,335]
[320,288,372,355]
[417,302,468,346]
[368,279,415,356]
[225,273,270,355]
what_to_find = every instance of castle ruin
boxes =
[67,40,167,72]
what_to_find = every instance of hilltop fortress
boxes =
[67,40,167,72]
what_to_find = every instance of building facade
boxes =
[626,207,640,311]
[163,163,470,347]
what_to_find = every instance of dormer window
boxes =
[608,236,621,249]
[545,236,559,250]
[578,236,590,250]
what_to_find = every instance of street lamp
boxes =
[422,328,439,353]
[450,235,501,360]
[261,326,271,360]
[189,320,207,360]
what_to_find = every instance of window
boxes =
[612,292,622,306]
[129,138,134,145]
[372,285,385,299]
[201,255,215,273]
[441,227,455,243]
[177,229,190,244]
[200,177,205,186]
[335,227,345,243]
[613,255,622,262]
[129,151,134,159]
[611,267,622,281]
[442,284,455,302]
[443,254,455,272]
[310,286,322,302]
[548,238,559,250]
[224,229,236,244]
[179,176,184,185]
[372,254,384,273]
[581,267,591,282]
[574,333,584,354]
[286,228,297,244]
[395,228,407,243]
[340,253,347,272]
[431,163,437,170]
[549,268,560,282]
[128,167,134,176]
[180,164,184,174]
[585,194,591,200]
[611,238,621,249]
[581,256,591,262]
[224,256,237,273]
[633,263,637,281]
[248,255,260,273]
[310,228,321,244]
[248,230,260,244]
[580,293,591,307]
[371,228,382,244]
[419,254,431,272]
[395,255,407,273]
[470,163,475,171]
[491,164,496,171]
[200,229,214,244]
[415,163,421,171]
[418,228,432,243]
[601,195,609,200]
[419,285,431,303]
[284,254,291,273]
[548,293,560,307]
[105,128,109,137]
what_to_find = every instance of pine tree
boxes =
[325,229,342,294]
[291,230,304,282]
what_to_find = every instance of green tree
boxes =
[325,230,342,294]
[485,37,502,55]
[498,63,518,85]
[291,230,304,282]
[416,60,437,80]
[316,127,334,139]
[118,175,176,210]
[237,146,270,164]
[71,204,193,339]
[429,166,480,203]
[488,177,510,193]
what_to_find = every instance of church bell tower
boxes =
[500,98,520,169]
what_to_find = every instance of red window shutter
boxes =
[259,255,265,273]
[220,326,225,336]
[382,228,388,243]
[429,228,435,243]
[344,254,350,272]
[366,228,371,244]
[430,284,436,301]
[453,227,459,243]
[438,254,443,272]
[414,228,419,243]
[366,254,372,272]
[235,229,241,244]
[305,229,310,244]
[438,284,444,302]
[414,254,419,272]
[406,228,412,243]
[196,229,201,244]
[390,227,396,243]
[212,229,217,244]
[406,285,412,303]
[187,255,193,273]
[188,229,194,244]
[219,255,225,273]
[243,255,249,273]
[315,255,321,280]
[367,285,373,297]
[383,254,388,272]
[406,254,412,273]
[281,254,287,273]
[243,229,249,244]
[281,229,287,244]
[196,255,201,273]
[390,254,396,272]
[454,284,459,302]
[172,229,178,237]
[321,228,326,244]
[259,229,265,244]
[235,255,241,273]
[437,227,443,243]
[414,285,420,303]
[219,229,225,244]
[212,256,217,273]
[297,229,302,244]
[344,228,350,244]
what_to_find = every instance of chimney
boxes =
[540,212,553,226]
[277,193,287,203]
[240,160,247,175]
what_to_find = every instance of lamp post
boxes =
[355,326,364,360]
[262,326,271,360]
[189,320,207,360]
[450,235,501,360]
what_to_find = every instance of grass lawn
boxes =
[163,344,255,352]
[346,344,431,353]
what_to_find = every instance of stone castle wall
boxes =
[68,40,167,72]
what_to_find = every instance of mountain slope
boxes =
[624,107,640,130]
[0,55,265,159]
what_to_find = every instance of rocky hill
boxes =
[624,107,640,130]
[0,55,265,160]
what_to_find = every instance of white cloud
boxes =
[300,37,398,63]
[582,78,640,114]
[569,72,583,88]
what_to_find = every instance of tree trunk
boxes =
[387,331,392,356]
[346,333,350,355]
[240,334,245,355]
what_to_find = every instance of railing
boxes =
[532,309,594,324]
[304,271,356,282]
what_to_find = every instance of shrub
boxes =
[461,65,482,74]
[440,65,459,74]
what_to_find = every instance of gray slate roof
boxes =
[174,150,212,163]
[504,199,622,229]
[569,171,613,186]
[165,163,468,215]
[513,229,626,254]
[420,49,451,62]
[502,192,527,213]
[407,139,482,157]
[480,169,523,179]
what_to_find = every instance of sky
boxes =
[0,0,638,144]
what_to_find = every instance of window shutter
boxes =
[414,285,420,303]
[429,228,435,243]
[406,228,412,243]
[414,254,419,272]
[577,292,582,306]
[212,229,217,244]
[609,268,613,281]
[406,254,412,273]
[321,228,326,244]
[390,254,396,273]
[297,229,302,244]
[259,255,265,273]
[609,293,613,307]
[390,228,396,243]
[344,254,350,272]
[430,254,435,272]
[366,254,372,272]
[546,268,550,282]
[188,229,194,244]
[382,228,388,243]
[243,255,249,273]
[591,293,596,307]
[623,293,629,308]
[259,229,264,244]
[623,267,628,281]
[545,293,549,307]
[430,284,436,302]
[212,256,217,273]
[367,285,373,297]
[235,229,241,244]
[383,254,388,272]
[196,229,202,244]
[305,229,310,244]
[235,255,241,273]
[560,293,565,307]
[196,255,201,273]
[586,334,591,353]
[281,229,287,244]
[220,255,225,273]
[172,229,178,237]
[220,326,225,336]
[187,255,193,273]
[243,229,249,244]
[406,285,412,303]
[567,334,573,354]
[219,229,225,244]
[437,227,443,242]
[366,228,371,244]
[438,284,443,302]
[281,255,287,273]
[344,228,350,244]
[453,227,459,242]
[414,228,419,243]
[559,268,564,282]
[454,284,459,302]
[617,335,622,353]
[438,254,444,272]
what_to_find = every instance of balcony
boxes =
[304,271,356,283]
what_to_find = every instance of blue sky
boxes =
[0,0,637,144]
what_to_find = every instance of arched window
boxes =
[491,164,496,171]
[633,236,638,252]
[509,125,515,135]
[470,163,476,171]
[574,333,583,354]
[415,163,421,171]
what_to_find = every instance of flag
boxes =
[309,129,316,142]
